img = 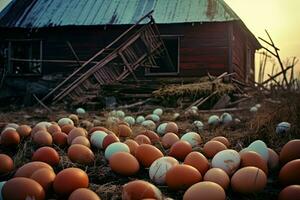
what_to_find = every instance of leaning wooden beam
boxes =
[261,65,293,85]
[194,90,218,107]
[66,41,82,68]
[10,58,99,64]
[33,94,52,113]
[227,97,252,107]
[198,107,249,113]
[118,98,152,109]
[185,97,204,111]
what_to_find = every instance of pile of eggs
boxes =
[0,107,299,200]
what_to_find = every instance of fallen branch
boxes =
[118,98,152,109]
[198,107,249,113]
[227,97,252,107]
[33,94,53,113]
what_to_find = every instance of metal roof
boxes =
[0,0,240,28]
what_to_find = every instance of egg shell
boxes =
[61,124,75,134]
[141,120,156,131]
[208,115,220,126]
[71,136,91,147]
[0,154,14,174]
[250,106,258,112]
[157,123,167,135]
[117,124,132,137]
[68,188,101,200]
[102,134,120,149]
[279,139,300,164]
[0,181,6,200]
[5,123,19,129]
[183,181,226,200]
[153,108,163,116]
[162,132,180,149]
[30,168,56,191]
[278,185,300,200]
[231,166,267,193]
[32,147,60,166]
[279,159,300,186]
[211,149,240,175]
[0,129,20,146]
[53,168,89,196]
[204,141,227,158]
[165,122,178,135]
[68,144,95,165]
[124,116,135,126]
[15,161,53,178]
[104,142,130,160]
[68,114,79,125]
[16,125,32,137]
[220,113,232,124]
[88,126,109,135]
[124,139,139,155]
[109,152,140,176]
[122,180,162,200]
[90,131,108,149]
[211,136,230,148]
[203,168,230,190]
[276,122,291,135]
[146,114,160,122]
[67,128,87,145]
[149,156,179,185]
[138,130,160,143]
[246,140,269,162]
[47,124,61,135]
[134,135,151,145]
[240,151,268,174]
[181,132,202,147]
[35,122,52,130]
[31,126,47,138]
[184,151,209,176]
[166,164,202,190]
[76,107,86,114]
[2,177,45,200]
[116,110,125,118]
[52,131,68,146]
[169,140,192,161]
[33,130,53,146]
[136,116,145,124]
[58,117,74,127]
[135,144,164,168]
[193,121,204,131]
[267,148,279,169]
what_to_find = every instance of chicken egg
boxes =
[32,147,60,166]
[203,168,230,190]
[0,154,14,174]
[135,144,164,167]
[134,135,151,145]
[203,141,227,158]
[211,149,240,175]
[184,151,209,175]
[210,136,230,148]
[122,180,162,200]
[14,161,53,178]
[181,132,202,147]
[162,132,179,149]
[278,185,300,200]
[69,188,101,200]
[279,139,300,164]
[109,152,140,176]
[30,168,56,192]
[16,124,32,137]
[90,131,108,149]
[169,140,192,161]
[124,139,139,155]
[104,142,130,160]
[68,144,95,165]
[183,181,226,200]
[279,159,300,186]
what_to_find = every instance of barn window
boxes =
[8,39,42,75]
[145,35,180,75]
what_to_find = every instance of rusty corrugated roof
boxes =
[0,0,240,28]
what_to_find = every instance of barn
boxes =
[0,0,261,104]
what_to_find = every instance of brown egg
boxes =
[88,126,109,136]
[165,122,179,134]
[0,154,14,174]
[162,132,179,149]
[67,128,87,144]
[169,140,192,161]
[203,168,230,190]
[53,168,89,196]
[279,139,300,164]
[279,159,300,185]
[61,124,75,134]
[203,141,227,158]
[166,164,202,190]
[52,131,68,146]
[122,180,162,200]
[33,130,53,146]
[184,151,209,175]
[32,147,60,166]
[2,177,45,200]
[124,139,139,155]
[102,134,120,149]
[109,152,140,176]
[0,129,20,146]
[68,114,79,125]
[71,136,91,147]
[68,144,95,165]
[30,168,56,191]
[117,124,132,137]
[267,148,279,169]
[211,136,230,148]
[69,188,101,200]
[183,181,226,200]
[278,185,300,200]
[16,124,32,137]
[14,161,53,178]
[31,125,47,137]
[240,151,268,174]
[47,124,61,135]
[80,120,93,131]
[135,144,164,167]
[134,135,151,145]
[231,166,267,193]
[138,130,160,143]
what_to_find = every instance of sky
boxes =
[224,0,300,79]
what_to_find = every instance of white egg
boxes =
[109,110,117,117]
[104,142,130,160]
[234,118,241,124]
[250,106,258,113]
[153,108,163,116]
[208,115,220,126]
[149,157,179,185]
[35,121,52,129]
[193,121,204,131]
[0,181,6,200]
[5,123,19,129]
[90,131,108,149]
[136,116,145,124]
[276,122,291,135]
[212,149,241,175]
[173,113,180,119]
[255,104,261,108]
[246,140,269,161]
[220,113,232,124]
[147,114,160,122]
[76,107,86,114]
[141,120,156,131]
[116,110,125,119]
[181,132,202,147]
[157,123,167,135]
[58,118,74,127]
[124,116,135,125]
[191,106,198,111]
